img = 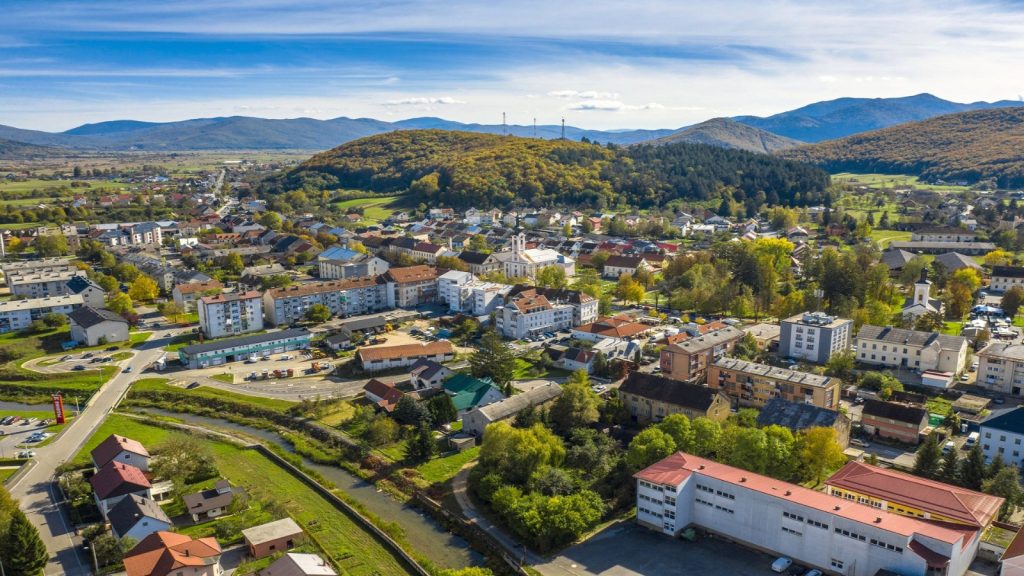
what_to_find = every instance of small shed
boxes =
[242,517,306,559]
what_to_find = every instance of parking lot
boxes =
[0,415,55,458]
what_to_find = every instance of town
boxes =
[3,161,1024,576]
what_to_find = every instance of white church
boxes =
[493,232,576,281]
[901,269,944,322]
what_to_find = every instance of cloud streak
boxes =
[383,96,466,106]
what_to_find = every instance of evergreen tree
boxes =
[2,510,48,576]
[939,448,960,485]
[988,453,1007,479]
[469,330,517,395]
[405,423,436,463]
[913,435,942,479]
[960,444,987,490]
[983,467,1022,521]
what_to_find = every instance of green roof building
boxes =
[443,373,506,414]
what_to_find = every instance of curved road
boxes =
[8,329,187,576]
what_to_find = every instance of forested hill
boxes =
[264,129,831,210]
[780,108,1024,188]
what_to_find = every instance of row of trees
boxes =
[914,437,1020,520]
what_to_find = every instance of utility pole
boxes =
[560,117,565,140]
[533,117,537,138]
[502,112,507,136]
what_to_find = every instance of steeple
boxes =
[914,268,931,304]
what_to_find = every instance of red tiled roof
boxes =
[575,316,650,339]
[1004,528,1024,560]
[825,461,1003,528]
[635,452,968,546]
[357,341,454,363]
[91,434,150,468]
[123,531,222,576]
[173,280,224,295]
[363,379,405,412]
[908,539,950,568]
[90,461,151,500]
[512,294,552,313]
[385,265,438,284]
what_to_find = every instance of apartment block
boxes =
[778,312,852,364]
[659,325,745,383]
[198,291,264,339]
[0,294,83,333]
[855,325,968,376]
[976,342,1024,396]
[6,267,85,298]
[383,265,439,308]
[708,358,839,410]
[262,277,389,326]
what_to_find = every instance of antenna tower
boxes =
[560,117,565,140]
[502,112,507,136]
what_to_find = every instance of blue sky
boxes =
[3,0,1024,131]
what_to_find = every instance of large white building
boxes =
[198,291,264,339]
[495,286,598,339]
[0,294,83,333]
[262,277,389,326]
[636,452,979,576]
[976,342,1024,396]
[856,325,968,376]
[778,312,852,364]
[6,267,85,298]
[979,408,1024,467]
[990,266,1024,293]
[437,270,474,307]
[317,246,389,280]
[494,233,575,280]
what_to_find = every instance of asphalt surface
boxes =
[8,327,190,576]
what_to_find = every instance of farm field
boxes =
[334,195,403,224]
[833,172,970,193]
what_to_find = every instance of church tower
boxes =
[913,268,931,305]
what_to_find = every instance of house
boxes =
[463,382,562,437]
[601,255,650,279]
[778,311,852,364]
[91,461,152,515]
[634,452,980,576]
[259,553,336,576]
[708,358,840,410]
[572,315,651,342]
[182,480,236,522]
[659,325,745,383]
[743,323,781,351]
[172,280,224,313]
[66,276,106,308]
[990,266,1024,293]
[900,270,944,322]
[443,373,505,415]
[910,227,977,243]
[357,341,454,372]
[363,379,405,412]
[557,347,596,373]
[242,517,306,560]
[457,251,500,275]
[409,359,453,390]
[122,531,222,576]
[755,398,850,448]
[977,342,1024,396]
[881,248,917,273]
[618,372,731,423]
[69,306,129,346]
[861,399,928,444]
[856,325,968,376]
[91,434,151,472]
[108,494,172,541]
[825,461,1002,530]
[980,408,1024,467]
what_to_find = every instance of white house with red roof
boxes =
[122,531,222,576]
[90,461,153,516]
[635,452,982,576]
[91,434,152,472]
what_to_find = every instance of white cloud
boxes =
[548,90,620,99]
[568,99,664,112]
[382,96,466,106]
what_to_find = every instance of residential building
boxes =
[0,257,73,278]
[91,434,151,472]
[463,382,562,436]
[363,378,405,412]
[779,312,853,364]
[557,347,596,373]
[634,452,980,576]
[856,325,968,375]
[384,265,439,307]
[443,373,505,416]
[457,251,501,275]
[259,553,336,576]
[910,227,978,243]
[198,291,264,339]
[618,372,732,423]
[69,306,129,346]
[743,323,781,350]
[177,328,311,369]
[6,266,85,298]
[572,314,652,342]
[1001,531,1024,576]
[387,237,445,263]
[409,359,453,390]
[932,252,981,274]
[888,241,996,255]
[980,408,1024,467]
[66,275,106,308]
[437,270,474,306]
[447,280,510,316]
[659,325,745,383]
[861,399,928,444]
[243,518,306,560]
[901,270,943,322]
[182,480,236,522]
[356,341,455,372]
[172,279,224,313]
[990,266,1024,293]
[0,294,83,333]
[262,277,389,326]
[108,495,172,542]
[881,248,916,273]
[317,246,389,279]
[496,286,597,339]
[977,342,1024,396]
[709,358,839,410]
[755,398,850,448]
[825,461,1002,530]
[91,461,152,515]
[122,531,223,576]
[601,255,651,279]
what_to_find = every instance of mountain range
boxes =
[0,93,1020,154]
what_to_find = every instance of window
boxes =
[781,526,802,536]
[807,519,828,529]
[783,511,804,522]
[831,559,844,570]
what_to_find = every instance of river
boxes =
[136,407,484,570]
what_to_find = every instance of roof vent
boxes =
[740,477,747,483]
[875,517,882,523]
[785,490,792,496]
[834,505,841,511]
[698,465,705,470]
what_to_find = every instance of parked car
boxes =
[942,440,956,453]
[994,397,1006,404]
[123,366,132,373]
[60,355,72,361]
[106,346,119,352]
[82,352,93,359]
[805,570,823,576]
[17,451,36,459]
[187,381,201,389]
[72,365,86,371]
[850,438,870,449]
[771,557,793,573]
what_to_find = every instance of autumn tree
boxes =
[798,427,847,485]
[1002,286,1024,317]
[536,265,568,289]
[548,371,599,434]
[305,303,332,323]
[107,292,135,315]
[626,427,676,471]
[128,275,159,302]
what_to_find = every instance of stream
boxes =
[135,407,485,570]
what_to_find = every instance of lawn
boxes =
[926,396,953,417]
[869,229,912,248]
[511,357,571,380]
[72,414,413,576]
[415,446,480,484]
[0,328,122,402]
[941,321,964,336]
[129,378,297,412]
[210,373,234,384]
[833,172,970,193]
[0,467,19,483]
[333,195,403,225]
[110,351,134,361]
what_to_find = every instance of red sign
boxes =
[52,393,65,424]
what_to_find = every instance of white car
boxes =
[771,557,792,573]
[17,451,35,459]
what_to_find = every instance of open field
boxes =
[833,172,970,193]
[869,229,912,248]
[129,378,297,412]
[71,414,413,576]
[333,195,403,224]
[416,446,480,484]
[0,328,130,402]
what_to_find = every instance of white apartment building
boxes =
[856,325,968,375]
[198,291,264,339]
[6,267,85,298]
[989,266,1024,293]
[496,291,575,339]
[778,312,852,364]
[437,270,474,307]
[0,294,83,333]
[317,246,389,280]
[979,408,1024,467]
[910,227,977,243]
[636,452,977,576]
[0,257,73,278]
[977,342,1024,396]
[262,277,389,326]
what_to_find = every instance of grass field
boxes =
[0,467,19,483]
[72,415,413,576]
[333,195,403,225]
[0,328,124,402]
[129,378,297,412]
[869,229,912,248]
[415,446,480,484]
[834,172,971,193]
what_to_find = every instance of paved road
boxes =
[9,329,188,576]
